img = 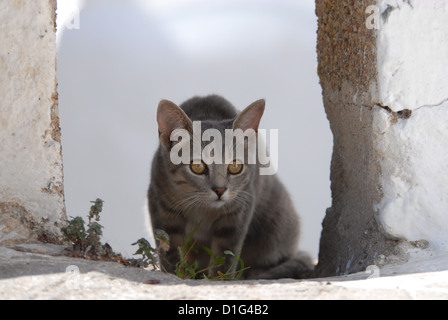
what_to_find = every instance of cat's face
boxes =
[169,138,255,210]
[157,99,264,212]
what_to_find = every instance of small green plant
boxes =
[174,224,248,280]
[202,248,247,281]
[60,216,86,252]
[175,223,201,279]
[129,230,170,269]
[61,199,117,261]
[128,238,155,268]
[61,199,247,280]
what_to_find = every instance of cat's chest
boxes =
[182,208,240,244]
[184,218,214,243]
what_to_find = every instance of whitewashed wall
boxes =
[375,0,448,251]
[317,0,448,276]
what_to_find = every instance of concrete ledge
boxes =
[1,243,448,300]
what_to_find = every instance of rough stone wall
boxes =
[315,0,397,277]
[316,0,448,277]
[0,0,66,244]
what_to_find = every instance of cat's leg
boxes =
[206,209,253,278]
[244,251,315,280]
[159,232,183,273]
[150,210,186,274]
[208,228,247,278]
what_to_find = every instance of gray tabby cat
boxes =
[148,95,313,279]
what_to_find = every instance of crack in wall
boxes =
[375,103,412,123]
[413,97,448,112]
[376,97,448,123]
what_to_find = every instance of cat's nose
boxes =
[212,187,227,199]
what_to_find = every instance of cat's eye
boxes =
[190,161,207,175]
[228,160,243,175]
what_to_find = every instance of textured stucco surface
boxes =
[0,0,65,243]
[316,0,378,103]
[374,102,448,249]
[377,0,448,111]
[374,0,448,251]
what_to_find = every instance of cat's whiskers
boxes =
[232,190,253,210]
[172,191,211,217]
[169,193,203,218]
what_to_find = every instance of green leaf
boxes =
[235,258,246,280]
[202,246,214,257]
[88,198,104,222]
[213,257,226,265]
[87,222,103,235]
[154,229,170,252]
[175,268,184,279]
[154,229,169,242]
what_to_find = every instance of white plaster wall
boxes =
[0,0,65,242]
[375,0,448,251]
[374,102,448,250]
[377,0,448,111]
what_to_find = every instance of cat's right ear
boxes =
[157,100,193,150]
[233,99,265,132]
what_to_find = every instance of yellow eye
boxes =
[190,161,207,175]
[228,160,243,175]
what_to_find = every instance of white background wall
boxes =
[56,0,332,260]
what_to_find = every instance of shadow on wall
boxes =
[57,0,332,260]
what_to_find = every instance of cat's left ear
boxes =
[233,99,265,132]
